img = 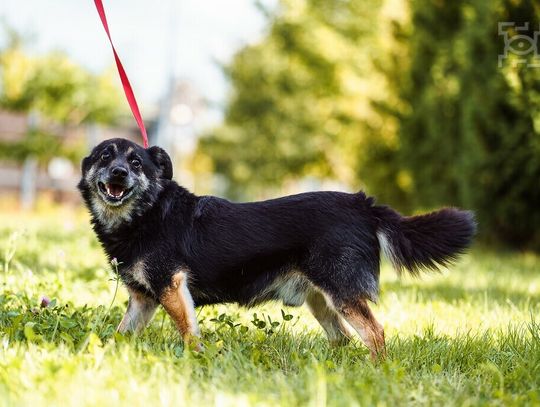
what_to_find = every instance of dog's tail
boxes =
[372,205,476,275]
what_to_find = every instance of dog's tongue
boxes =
[107,183,124,198]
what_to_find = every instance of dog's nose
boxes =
[111,166,128,178]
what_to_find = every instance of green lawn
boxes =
[1,209,539,406]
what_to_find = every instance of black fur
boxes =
[78,138,476,312]
[372,206,477,275]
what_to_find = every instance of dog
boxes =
[78,138,476,359]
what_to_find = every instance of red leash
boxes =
[94,0,149,148]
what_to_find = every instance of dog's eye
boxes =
[101,152,110,161]
[131,159,141,169]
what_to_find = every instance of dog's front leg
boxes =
[160,271,202,351]
[117,288,158,334]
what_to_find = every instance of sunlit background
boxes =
[0,0,539,251]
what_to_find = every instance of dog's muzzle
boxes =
[97,166,135,204]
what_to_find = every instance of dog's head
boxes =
[78,138,172,230]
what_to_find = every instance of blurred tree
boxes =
[198,0,384,198]
[0,29,123,163]
[366,0,540,249]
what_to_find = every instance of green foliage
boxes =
[365,0,540,250]
[0,29,123,164]
[0,211,539,405]
[198,0,383,198]
[0,44,122,124]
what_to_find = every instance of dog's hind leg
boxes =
[117,288,158,334]
[159,271,202,351]
[306,290,352,346]
[335,298,386,361]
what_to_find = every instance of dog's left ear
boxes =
[147,146,173,180]
[81,154,93,176]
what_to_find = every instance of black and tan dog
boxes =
[78,138,475,358]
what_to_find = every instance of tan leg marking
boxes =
[160,272,201,350]
[338,298,386,361]
[117,288,158,334]
[306,290,352,346]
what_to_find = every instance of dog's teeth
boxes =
[105,184,124,198]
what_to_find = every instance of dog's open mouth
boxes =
[98,182,132,201]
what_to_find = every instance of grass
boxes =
[0,207,539,406]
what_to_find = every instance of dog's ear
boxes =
[81,155,92,175]
[147,146,173,180]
